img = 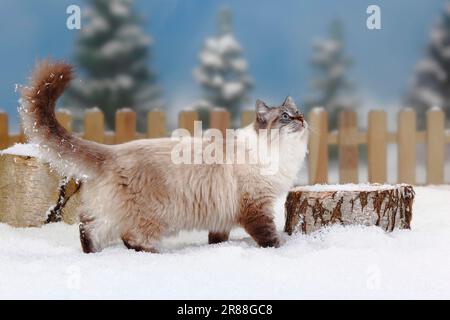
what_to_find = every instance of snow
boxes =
[231,58,247,72]
[430,105,443,111]
[308,25,355,113]
[56,108,72,115]
[314,39,340,54]
[194,12,251,115]
[110,0,130,18]
[292,183,410,192]
[199,51,223,69]
[0,186,449,299]
[116,75,133,89]
[415,59,447,81]
[118,26,152,46]
[212,106,227,112]
[211,74,224,87]
[0,143,41,158]
[222,82,244,99]
[85,107,101,113]
[79,76,138,94]
[82,12,109,38]
[408,8,450,110]
[312,39,340,64]
[311,106,325,113]
[100,40,124,57]
[412,87,443,107]
[205,34,241,55]
[193,68,208,84]
[117,107,134,113]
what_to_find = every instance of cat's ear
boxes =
[282,96,295,108]
[256,99,270,124]
[256,99,270,113]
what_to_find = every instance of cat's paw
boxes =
[257,235,281,248]
[208,231,230,244]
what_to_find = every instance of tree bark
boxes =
[0,154,80,227]
[284,184,414,235]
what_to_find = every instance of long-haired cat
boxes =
[20,61,308,253]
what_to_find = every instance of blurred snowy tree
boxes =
[65,0,162,130]
[193,8,252,126]
[406,3,450,128]
[306,20,356,130]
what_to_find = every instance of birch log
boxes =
[0,153,80,227]
[284,184,414,235]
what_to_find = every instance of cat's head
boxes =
[254,97,307,136]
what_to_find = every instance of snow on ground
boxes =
[0,143,41,158]
[292,183,410,192]
[0,186,450,299]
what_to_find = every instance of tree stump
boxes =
[0,152,81,227]
[284,184,414,235]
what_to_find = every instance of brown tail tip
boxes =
[22,60,74,112]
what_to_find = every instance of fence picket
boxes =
[115,109,136,143]
[398,109,416,184]
[178,110,198,135]
[55,110,72,132]
[308,108,328,184]
[338,110,359,183]
[84,108,104,143]
[368,110,387,183]
[210,108,230,136]
[0,112,8,149]
[104,132,116,145]
[0,108,449,185]
[147,110,166,138]
[241,110,255,127]
[426,108,445,184]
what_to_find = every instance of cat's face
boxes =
[254,97,306,135]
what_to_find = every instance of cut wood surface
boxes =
[0,154,80,227]
[285,184,414,235]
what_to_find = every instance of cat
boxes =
[20,60,309,253]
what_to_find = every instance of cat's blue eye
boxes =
[281,112,290,121]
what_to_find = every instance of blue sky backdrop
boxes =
[0,0,447,130]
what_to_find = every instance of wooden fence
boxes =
[0,107,448,185]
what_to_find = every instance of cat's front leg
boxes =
[79,213,102,253]
[208,231,230,244]
[121,216,163,253]
[79,211,117,254]
[122,237,159,253]
[239,202,280,248]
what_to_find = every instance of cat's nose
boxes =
[294,114,305,126]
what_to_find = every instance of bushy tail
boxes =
[20,60,109,178]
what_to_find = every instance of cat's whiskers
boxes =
[306,124,319,135]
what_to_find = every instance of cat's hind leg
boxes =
[79,220,95,254]
[208,231,230,244]
[121,216,163,253]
